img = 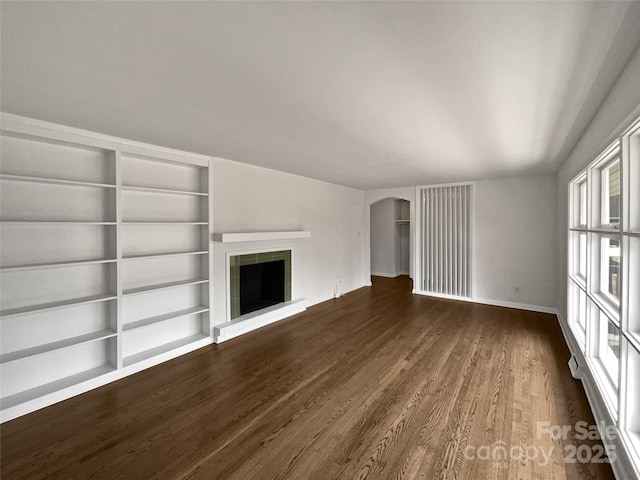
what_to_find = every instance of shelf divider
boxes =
[0,221,117,225]
[0,258,117,272]
[123,306,209,331]
[0,330,117,364]
[122,334,209,368]
[0,294,117,318]
[122,184,207,196]
[121,221,207,225]
[122,251,208,261]
[122,278,208,296]
[0,173,116,189]
[0,365,115,411]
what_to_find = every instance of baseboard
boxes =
[371,272,396,278]
[412,289,558,315]
[412,289,475,302]
[472,297,558,314]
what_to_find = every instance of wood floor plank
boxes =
[0,276,614,480]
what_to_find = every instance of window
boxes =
[579,233,587,278]
[568,116,640,469]
[600,236,620,302]
[579,180,588,227]
[601,160,620,227]
[570,175,588,229]
[626,236,640,343]
[568,280,586,348]
[595,310,620,387]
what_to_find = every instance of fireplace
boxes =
[229,250,291,319]
[240,260,285,315]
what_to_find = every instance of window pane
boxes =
[601,237,620,300]
[628,237,640,341]
[603,319,620,386]
[629,130,640,232]
[578,288,587,330]
[579,233,587,277]
[595,311,619,389]
[602,161,620,226]
[579,181,587,226]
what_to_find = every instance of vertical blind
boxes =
[421,184,471,297]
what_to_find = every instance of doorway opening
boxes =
[370,198,410,281]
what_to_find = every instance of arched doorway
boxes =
[370,198,410,280]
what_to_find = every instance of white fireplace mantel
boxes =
[212,231,311,243]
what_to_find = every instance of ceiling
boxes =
[2,2,640,190]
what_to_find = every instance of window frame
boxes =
[568,115,640,471]
[598,234,621,308]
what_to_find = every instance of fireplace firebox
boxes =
[240,260,285,315]
[229,250,292,319]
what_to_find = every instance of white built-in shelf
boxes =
[1,113,213,422]
[0,330,117,364]
[0,258,117,272]
[123,278,208,296]
[212,231,311,243]
[0,221,117,225]
[122,251,208,261]
[123,306,209,331]
[122,185,207,196]
[123,333,209,368]
[0,173,116,189]
[0,294,117,319]
[122,221,207,226]
[0,365,115,411]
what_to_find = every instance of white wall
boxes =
[558,45,640,321]
[473,174,558,309]
[370,199,396,277]
[211,157,365,325]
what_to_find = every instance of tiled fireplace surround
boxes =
[228,249,292,319]
[213,244,306,343]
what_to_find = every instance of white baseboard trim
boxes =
[306,282,368,306]
[472,297,558,315]
[213,299,307,343]
[371,272,409,279]
[371,272,396,278]
[411,289,557,315]
[412,289,475,302]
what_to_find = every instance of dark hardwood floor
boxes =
[1,276,614,480]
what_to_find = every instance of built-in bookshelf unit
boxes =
[0,113,213,421]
